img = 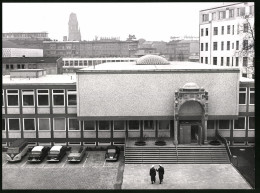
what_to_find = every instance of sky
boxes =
[3,2,234,42]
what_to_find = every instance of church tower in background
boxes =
[68,13,81,41]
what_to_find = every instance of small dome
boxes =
[136,54,169,65]
[183,82,200,89]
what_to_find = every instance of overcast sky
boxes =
[3,2,235,42]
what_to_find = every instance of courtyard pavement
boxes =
[122,164,252,189]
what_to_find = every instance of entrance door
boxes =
[179,124,191,144]
[191,125,199,144]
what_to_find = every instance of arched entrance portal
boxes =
[173,83,208,145]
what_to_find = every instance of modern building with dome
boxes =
[2,55,254,148]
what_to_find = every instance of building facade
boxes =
[68,13,81,41]
[199,2,254,78]
[2,57,63,75]
[2,55,254,147]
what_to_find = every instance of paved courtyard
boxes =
[122,164,252,189]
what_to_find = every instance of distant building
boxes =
[166,40,199,62]
[2,57,63,75]
[199,2,255,78]
[136,41,167,57]
[43,38,139,58]
[2,48,43,58]
[68,13,81,41]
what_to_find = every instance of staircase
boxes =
[124,145,230,164]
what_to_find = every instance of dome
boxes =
[136,55,170,65]
[183,82,200,89]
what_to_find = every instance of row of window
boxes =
[239,87,254,105]
[2,119,171,131]
[63,59,135,66]
[201,40,249,51]
[2,89,77,107]
[202,5,254,22]
[201,56,252,67]
[209,117,255,130]
[5,64,26,70]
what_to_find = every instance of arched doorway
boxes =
[173,83,208,145]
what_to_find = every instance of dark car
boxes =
[67,146,86,162]
[47,146,67,162]
[105,145,120,161]
[28,146,50,162]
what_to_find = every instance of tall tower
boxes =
[68,13,81,41]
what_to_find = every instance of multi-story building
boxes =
[199,2,254,78]
[2,57,63,75]
[43,39,139,58]
[68,13,81,41]
[2,55,254,147]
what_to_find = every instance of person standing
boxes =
[149,165,156,184]
[157,164,164,184]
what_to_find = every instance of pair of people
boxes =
[149,164,164,184]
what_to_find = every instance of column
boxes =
[174,118,178,145]
[203,117,208,144]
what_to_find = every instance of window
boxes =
[83,121,95,130]
[2,119,6,131]
[243,57,248,67]
[239,88,246,105]
[237,24,240,34]
[236,41,239,50]
[6,64,9,69]
[250,5,254,15]
[232,57,234,66]
[243,40,248,50]
[23,118,35,131]
[17,64,21,69]
[67,90,77,106]
[221,26,224,35]
[129,120,140,130]
[249,117,255,130]
[227,25,230,34]
[205,43,208,51]
[213,57,217,65]
[234,117,245,129]
[229,9,234,18]
[236,57,239,66]
[8,118,20,130]
[219,120,230,129]
[213,27,218,35]
[206,28,208,36]
[68,118,80,131]
[237,8,240,16]
[114,121,125,131]
[144,120,154,130]
[221,57,224,66]
[10,65,14,69]
[205,57,208,64]
[219,11,226,19]
[53,118,66,131]
[7,90,19,107]
[213,42,217,51]
[52,89,65,106]
[207,120,215,129]
[202,14,209,22]
[240,7,245,16]
[227,41,230,50]
[221,41,224,50]
[37,90,49,106]
[201,57,203,63]
[38,118,50,131]
[232,25,234,35]
[2,90,5,107]
[22,90,34,107]
[201,29,203,36]
[212,12,216,20]
[249,88,254,104]
[242,73,247,78]
[21,64,25,69]
[226,57,230,66]
[201,43,203,51]
[98,121,110,130]
[158,120,170,130]
[243,23,248,33]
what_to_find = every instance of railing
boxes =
[216,131,237,164]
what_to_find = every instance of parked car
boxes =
[67,146,86,162]
[105,145,120,161]
[28,146,50,162]
[47,146,66,162]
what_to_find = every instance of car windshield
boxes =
[7,148,19,154]
[107,149,116,153]
[49,151,59,155]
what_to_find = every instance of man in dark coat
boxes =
[149,165,156,184]
[157,164,164,184]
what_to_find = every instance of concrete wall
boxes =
[77,71,239,118]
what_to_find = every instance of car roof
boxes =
[32,146,44,151]
[50,145,62,151]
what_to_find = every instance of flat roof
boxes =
[62,57,138,60]
[3,74,76,85]
[200,2,243,12]
[239,77,254,83]
[77,62,240,73]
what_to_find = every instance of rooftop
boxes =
[3,57,60,63]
